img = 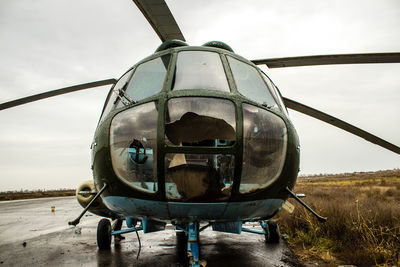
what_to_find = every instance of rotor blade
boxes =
[252,53,400,68]
[0,79,117,111]
[132,0,185,42]
[283,97,400,154]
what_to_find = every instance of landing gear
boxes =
[97,218,112,249]
[112,219,126,241]
[265,219,280,243]
[174,222,207,267]
[241,220,280,243]
[176,231,188,265]
[188,222,200,266]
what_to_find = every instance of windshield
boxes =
[99,69,134,124]
[261,72,288,115]
[117,55,170,108]
[173,51,230,92]
[165,97,236,146]
[228,56,279,110]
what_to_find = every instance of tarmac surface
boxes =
[0,196,300,266]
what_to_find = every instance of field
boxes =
[1,170,399,265]
[0,189,75,201]
[277,169,400,266]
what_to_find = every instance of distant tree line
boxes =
[299,168,400,179]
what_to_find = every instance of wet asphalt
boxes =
[0,196,300,266]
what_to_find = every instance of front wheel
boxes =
[97,218,112,249]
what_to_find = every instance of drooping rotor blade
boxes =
[283,97,400,154]
[132,0,185,42]
[0,79,117,111]
[252,53,400,68]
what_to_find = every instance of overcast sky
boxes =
[0,0,399,190]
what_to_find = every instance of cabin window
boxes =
[118,55,170,107]
[100,69,134,123]
[110,102,158,193]
[240,104,287,193]
[261,72,288,115]
[173,51,230,92]
[165,153,235,201]
[165,97,236,146]
[228,57,279,109]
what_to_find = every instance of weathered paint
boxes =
[103,196,284,222]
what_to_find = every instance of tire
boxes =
[266,219,280,243]
[97,218,112,250]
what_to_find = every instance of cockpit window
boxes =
[261,72,288,115]
[173,51,230,92]
[117,55,170,108]
[164,97,236,201]
[240,104,287,193]
[110,102,158,193]
[165,97,236,146]
[228,56,279,110]
[99,69,134,124]
[165,153,235,201]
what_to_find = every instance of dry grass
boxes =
[277,169,400,266]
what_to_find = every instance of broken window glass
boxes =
[165,97,236,146]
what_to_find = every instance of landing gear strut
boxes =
[188,222,201,266]
[174,222,207,267]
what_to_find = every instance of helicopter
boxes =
[1,1,400,266]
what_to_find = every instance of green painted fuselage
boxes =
[90,41,300,222]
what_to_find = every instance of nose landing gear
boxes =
[96,218,280,266]
[97,218,112,250]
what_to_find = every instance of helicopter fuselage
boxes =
[90,41,300,223]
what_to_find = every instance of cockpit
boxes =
[101,46,288,202]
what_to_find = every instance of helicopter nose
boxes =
[109,97,287,200]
